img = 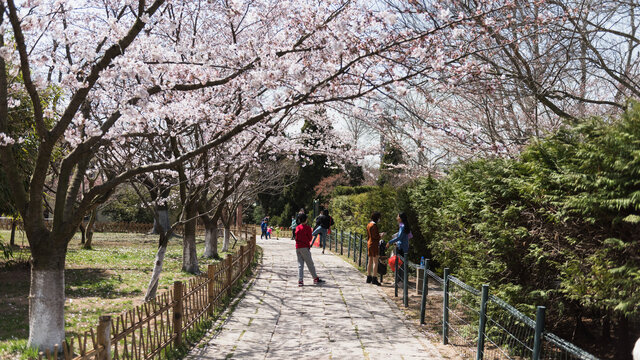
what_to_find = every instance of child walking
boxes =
[294,213,325,287]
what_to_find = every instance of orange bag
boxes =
[388,255,403,271]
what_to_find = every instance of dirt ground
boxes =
[375,272,466,360]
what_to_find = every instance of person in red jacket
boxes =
[295,213,325,287]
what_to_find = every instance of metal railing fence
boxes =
[418,262,600,360]
[329,228,600,360]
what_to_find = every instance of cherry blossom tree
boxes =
[0,0,452,350]
[355,0,640,175]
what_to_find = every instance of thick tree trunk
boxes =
[202,217,220,259]
[10,217,16,247]
[182,232,199,274]
[203,225,219,259]
[182,205,199,274]
[144,232,169,301]
[27,234,66,353]
[221,225,231,253]
[29,268,65,351]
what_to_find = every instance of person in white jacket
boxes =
[633,337,640,360]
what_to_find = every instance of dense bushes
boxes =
[329,185,429,263]
[330,104,640,357]
[332,186,378,196]
[101,187,154,223]
[330,186,398,236]
[409,104,640,357]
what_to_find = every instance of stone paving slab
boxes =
[189,237,445,359]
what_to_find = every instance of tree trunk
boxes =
[144,232,169,301]
[27,234,66,353]
[202,217,220,259]
[84,232,93,249]
[182,204,199,274]
[235,205,243,228]
[82,210,97,250]
[221,225,231,253]
[151,207,170,235]
[9,217,16,247]
[78,223,86,245]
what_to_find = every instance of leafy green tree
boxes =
[257,118,338,225]
[330,186,398,240]
[378,142,404,186]
[251,203,265,224]
[345,162,364,186]
[101,187,154,223]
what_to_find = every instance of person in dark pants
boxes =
[312,209,334,254]
[260,218,268,239]
[388,212,411,282]
[294,213,325,286]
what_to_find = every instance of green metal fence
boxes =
[421,262,600,360]
[328,229,600,360]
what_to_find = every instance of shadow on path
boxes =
[189,237,446,360]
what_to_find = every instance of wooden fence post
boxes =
[173,281,183,347]
[239,245,245,273]
[208,264,215,316]
[97,315,111,360]
[226,254,233,297]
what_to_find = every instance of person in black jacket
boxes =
[312,209,334,254]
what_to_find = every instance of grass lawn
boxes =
[0,229,246,359]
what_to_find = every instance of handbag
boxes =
[378,259,387,275]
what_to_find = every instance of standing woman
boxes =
[388,213,411,279]
[366,212,385,285]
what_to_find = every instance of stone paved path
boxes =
[190,237,445,359]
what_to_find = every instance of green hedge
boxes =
[331,185,379,196]
[327,105,640,355]
[330,186,398,239]
[408,103,640,352]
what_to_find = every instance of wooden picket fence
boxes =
[38,226,257,360]
[0,217,241,236]
[0,218,155,234]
